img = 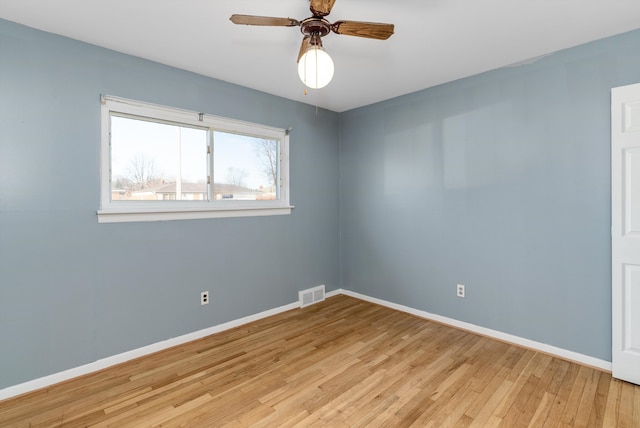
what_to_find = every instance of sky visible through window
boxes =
[110,116,277,192]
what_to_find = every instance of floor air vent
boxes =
[299,285,325,308]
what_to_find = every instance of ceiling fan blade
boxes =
[310,0,337,17]
[331,21,394,40]
[230,14,300,27]
[297,36,311,63]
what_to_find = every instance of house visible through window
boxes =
[110,116,209,202]
[98,96,291,223]
[212,131,279,201]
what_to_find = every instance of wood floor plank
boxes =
[634,383,640,426]
[467,378,514,427]
[527,359,572,428]
[574,367,602,427]
[601,376,622,427]
[618,380,636,427]
[498,357,548,426]
[510,356,559,428]
[0,295,639,427]
[586,368,611,427]
[560,364,592,425]
[540,359,580,428]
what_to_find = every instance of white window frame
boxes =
[98,96,292,223]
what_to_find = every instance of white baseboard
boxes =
[325,288,342,298]
[338,289,612,372]
[0,300,300,402]
[0,287,612,402]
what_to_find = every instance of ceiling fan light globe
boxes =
[298,46,334,89]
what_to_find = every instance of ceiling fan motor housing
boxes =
[300,18,331,38]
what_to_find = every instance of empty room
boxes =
[1,0,640,426]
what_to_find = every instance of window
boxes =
[98,96,291,223]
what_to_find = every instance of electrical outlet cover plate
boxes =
[201,291,209,305]
[456,284,465,298]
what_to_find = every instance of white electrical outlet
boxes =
[201,291,209,305]
[456,284,465,298]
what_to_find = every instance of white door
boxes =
[612,83,640,385]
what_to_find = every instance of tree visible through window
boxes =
[99,96,290,223]
[213,132,278,201]
[110,116,208,201]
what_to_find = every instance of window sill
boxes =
[97,205,294,223]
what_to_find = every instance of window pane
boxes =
[213,132,279,201]
[110,116,208,201]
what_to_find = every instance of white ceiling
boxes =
[2,0,640,112]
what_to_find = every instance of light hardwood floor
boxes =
[1,295,639,427]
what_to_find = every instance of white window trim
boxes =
[97,96,292,223]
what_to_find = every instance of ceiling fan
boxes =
[230,0,394,89]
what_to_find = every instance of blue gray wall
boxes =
[0,19,340,389]
[340,29,640,362]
